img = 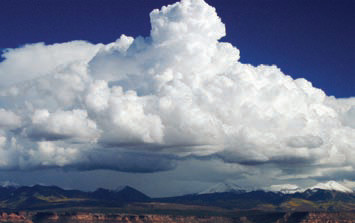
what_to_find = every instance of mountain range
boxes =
[200,181,353,194]
[0,181,353,212]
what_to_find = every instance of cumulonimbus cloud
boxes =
[0,0,354,180]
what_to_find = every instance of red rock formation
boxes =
[0,212,32,223]
[0,211,354,222]
[53,213,232,223]
[300,212,355,223]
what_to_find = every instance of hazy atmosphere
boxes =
[0,0,354,197]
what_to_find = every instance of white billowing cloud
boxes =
[0,0,353,187]
[0,134,6,148]
[28,109,100,142]
[0,61,91,111]
[150,0,225,44]
[86,81,164,145]
[0,109,21,129]
[287,135,323,149]
[33,141,80,167]
[342,105,355,128]
[0,41,101,87]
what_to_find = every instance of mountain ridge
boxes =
[198,182,247,194]
[199,181,353,195]
[0,183,353,211]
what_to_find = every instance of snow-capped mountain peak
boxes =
[309,181,353,193]
[0,181,19,188]
[268,184,304,194]
[199,182,246,194]
[199,181,353,195]
[114,185,129,192]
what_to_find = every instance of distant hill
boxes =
[0,184,353,212]
[156,187,355,211]
[0,184,150,210]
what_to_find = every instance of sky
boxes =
[0,0,354,197]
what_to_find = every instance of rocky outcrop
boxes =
[33,212,232,223]
[0,212,32,222]
[300,212,355,223]
[1,211,354,223]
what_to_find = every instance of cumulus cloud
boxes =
[286,135,323,149]
[0,41,101,87]
[28,109,99,142]
[342,105,355,128]
[0,0,354,185]
[0,109,21,129]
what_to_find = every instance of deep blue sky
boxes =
[0,0,354,98]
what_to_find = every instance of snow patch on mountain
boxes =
[199,182,246,194]
[0,181,20,188]
[114,185,129,192]
[309,181,353,193]
[268,184,304,194]
[269,181,353,194]
[200,181,353,195]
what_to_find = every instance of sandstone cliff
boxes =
[0,211,354,223]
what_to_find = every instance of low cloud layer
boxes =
[0,0,354,185]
